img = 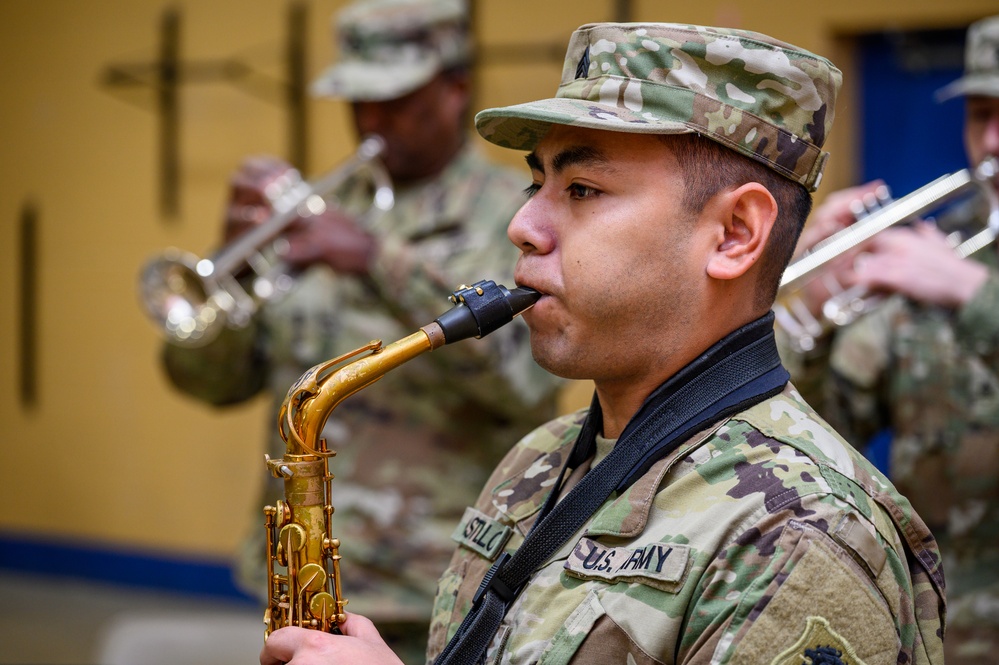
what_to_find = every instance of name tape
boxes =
[451,506,513,561]
[564,537,690,590]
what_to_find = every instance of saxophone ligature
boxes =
[775,156,999,352]
[262,280,540,638]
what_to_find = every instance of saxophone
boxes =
[262,280,541,637]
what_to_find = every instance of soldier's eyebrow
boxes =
[525,145,616,177]
[525,151,543,173]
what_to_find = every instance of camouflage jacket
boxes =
[783,200,999,632]
[162,143,562,620]
[427,384,945,664]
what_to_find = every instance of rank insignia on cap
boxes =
[574,45,589,79]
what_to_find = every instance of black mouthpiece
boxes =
[434,280,540,344]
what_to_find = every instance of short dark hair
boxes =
[664,134,812,309]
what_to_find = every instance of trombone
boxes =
[775,157,999,353]
[138,135,394,347]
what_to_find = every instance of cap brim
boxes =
[311,59,440,102]
[935,74,999,102]
[475,98,693,151]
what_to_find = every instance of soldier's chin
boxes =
[530,339,588,381]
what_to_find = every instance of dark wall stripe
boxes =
[159,6,180,218]
[613,0,634,22]
[19,202,37,408]
[286,1,309,173]
[0,531,256,603]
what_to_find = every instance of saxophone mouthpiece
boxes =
[504,285,543,315]
[434,280,540,344]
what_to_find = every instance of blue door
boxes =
[858,27,968,196]
[854,26,969,476]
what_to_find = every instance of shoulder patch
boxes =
[451,506,513,560]
[771,616,866,665]
[563,536,689,591]
[730,526,898,664]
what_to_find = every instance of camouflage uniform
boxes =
[423,21,945,665]
[782,16,999,661]
[428,385,945,664]
[162,1,561,659]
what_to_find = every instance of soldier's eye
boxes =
[567,183,598,200]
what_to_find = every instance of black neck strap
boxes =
[435,312,789,665]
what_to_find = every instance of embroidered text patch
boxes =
[563,537,690,591]
[451,506,513,560]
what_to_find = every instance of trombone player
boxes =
[159,0,560,660]
[780,15,999,662]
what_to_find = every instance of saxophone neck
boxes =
[281,330,435,457]
[278,280,541,457]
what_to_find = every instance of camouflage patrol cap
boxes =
[311,0,470,102]
[475,23,842,192]
[936,15,999,101]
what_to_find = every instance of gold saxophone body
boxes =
[262,280,541,637]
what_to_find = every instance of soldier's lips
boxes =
[516,284,553,324]
[517,282,549,302]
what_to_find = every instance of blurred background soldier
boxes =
[159,0,561,660]
[779,15,999,663]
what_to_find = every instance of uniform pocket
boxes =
[534,589,668,665]
[535,590,605,665]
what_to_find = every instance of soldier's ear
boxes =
[704,183,777,281]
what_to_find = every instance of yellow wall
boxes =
[1,0,994,562]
